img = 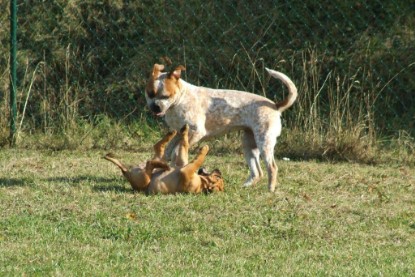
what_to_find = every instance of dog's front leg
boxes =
[187,130,206,146]
[173,130,206,162]
[164,124,207,164]
[163,135,181,162]
[185,119,207,144]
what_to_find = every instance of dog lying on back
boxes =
[104,125,224,194]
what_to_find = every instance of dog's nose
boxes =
[150,103,161,114]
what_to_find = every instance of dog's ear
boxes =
[160,56,172,66]
[152,64,165,79]
[170,65,186,80]
[198,167,209,176]
[211,169,222,176]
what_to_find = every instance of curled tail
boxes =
[265,68,298,113]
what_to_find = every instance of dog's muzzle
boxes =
[149,102,162,115]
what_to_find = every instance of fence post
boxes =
[9,0,17,145]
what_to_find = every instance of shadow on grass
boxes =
[92,184,132,193]
[0,178,32,187]
[0,175,132,193]
[45,176,116,185]
[45,175,131,193]
[46,175,132,193]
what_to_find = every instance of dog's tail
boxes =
[265,68,298,113]
[103,153,128,173]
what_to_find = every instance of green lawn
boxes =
[0,148,414,276]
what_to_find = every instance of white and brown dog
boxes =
[145,64,297,192]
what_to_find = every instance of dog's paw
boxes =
[200,145,209,155]
[268,184,276,193]
[167,130,177,137]
[242,182,253,188]
[180,124,189,134]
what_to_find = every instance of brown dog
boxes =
[104,125,224,194]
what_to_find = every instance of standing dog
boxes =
[104,125,224,194]
[145,64,297,192]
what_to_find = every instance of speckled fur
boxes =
[145,64,297,192]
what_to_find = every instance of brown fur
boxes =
[104,125,224,194]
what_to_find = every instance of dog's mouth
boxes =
[149,102,166,117]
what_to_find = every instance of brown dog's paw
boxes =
[180,124,189,134]
[200,145,209,155]
[165,130,177,140]
[179,124,189,140]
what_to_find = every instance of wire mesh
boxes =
[0,0,414,136]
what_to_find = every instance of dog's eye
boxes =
[210,176,221,183]
[160,95,170,100]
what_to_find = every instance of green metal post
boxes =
[9,0,17,145]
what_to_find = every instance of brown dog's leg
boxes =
[103,154,128,173]
[175,124,189,167]
[179,145,209,186]
[152,130,177,160]
[145,160,170,174]
[143,159,171,185]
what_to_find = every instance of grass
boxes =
[1,147,414,276]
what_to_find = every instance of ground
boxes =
[0,149,414,276]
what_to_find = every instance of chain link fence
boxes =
[1,0,414,140]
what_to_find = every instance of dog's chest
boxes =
[164,88,207,129]
[164,105,196,129]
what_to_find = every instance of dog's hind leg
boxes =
[179,145,209,190]
[153,130,177,160]
[143,160,171,189]
[145,160,170,175]
[263,152,277,192]
[257,136,278,192]
[241,130,263,187]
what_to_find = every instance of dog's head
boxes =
[145,64,186,117]
[198,168,224,193]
